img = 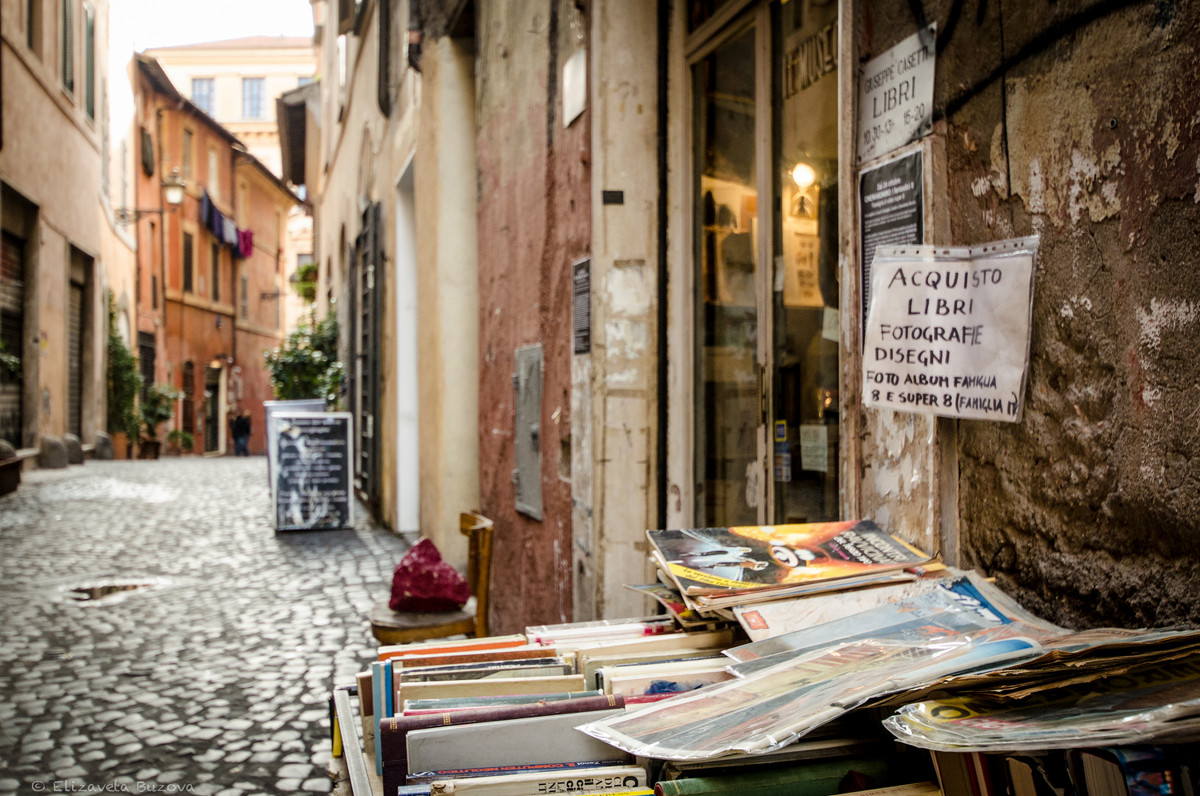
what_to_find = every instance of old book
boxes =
[398,674,587,705]
[385,646,560,668]
[653,755,897,796]
[402,690,602,715]
[598,657,733,698]
[379,694,625,794]
[426,764,646,795]
[378,634,530,662]
[1068,747,1185,796]
[406,709,626,775]
[579,650,726,691]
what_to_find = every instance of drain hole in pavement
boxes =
[67,583,154,602]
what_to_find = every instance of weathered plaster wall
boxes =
[476,0,590,634]
[572,0,661,621]
[862,0,1200,628]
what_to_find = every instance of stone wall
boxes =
[861,0,1200,628]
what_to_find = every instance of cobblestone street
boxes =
[0,456,410,794]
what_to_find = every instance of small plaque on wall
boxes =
[573,258,591,355]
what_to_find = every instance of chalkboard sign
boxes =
[264,399,327,490]
[269,412,354,531]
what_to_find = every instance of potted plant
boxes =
[139,383,182,459]
[105,299,142,459]
[166,429,194,455]
[264,314,345,407]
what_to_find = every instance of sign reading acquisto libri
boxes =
[862,237,1039,422]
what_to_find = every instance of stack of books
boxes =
[328,520,1200,796]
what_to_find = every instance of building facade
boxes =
[133,55,298,456]
[283,0,482,561]
[145,36,318,341]
[1,0,111,461]
[298,0,1200,634]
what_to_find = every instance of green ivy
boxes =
[263,314,344,407]
[106,298,142,441]
[142,382,183,440]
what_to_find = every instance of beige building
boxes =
[1,0,114,462]
[145,35,317,334]
[281,0,481,561]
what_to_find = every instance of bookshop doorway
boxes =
[689,0,840,527]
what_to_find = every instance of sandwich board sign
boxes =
[269,411,354,531]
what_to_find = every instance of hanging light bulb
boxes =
[791,162,816,189]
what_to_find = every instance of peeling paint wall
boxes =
[476,0,590,634]
[860,0,1200,628]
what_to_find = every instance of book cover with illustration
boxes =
[647,520,933,597]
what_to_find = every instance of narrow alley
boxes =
[0,457,409,794]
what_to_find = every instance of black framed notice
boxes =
[269,412,354,531]
[573,258,591,355]
[860,148,924,336]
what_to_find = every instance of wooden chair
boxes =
[369,512,495,644]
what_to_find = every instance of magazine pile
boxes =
[334,520,1200,796]
[643,520,939,612]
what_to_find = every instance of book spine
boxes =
[653,758,892,796]
[431,767,646,795]
[380,694,626,765]
[408,758,631,784]
[372,660,385,777]
[402,690,603,713]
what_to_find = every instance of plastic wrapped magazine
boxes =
[883,656,1200,752]
[577,575,1066,761]
[724,571,1065,677]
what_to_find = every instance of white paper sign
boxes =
[862,237,1038,422]
[857,25,936,163]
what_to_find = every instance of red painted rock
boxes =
[388,538,471,612]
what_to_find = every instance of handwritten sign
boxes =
[862,238,1038,422]
[269,412,354,531]
[857,25,936,163]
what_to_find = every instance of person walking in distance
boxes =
[233,410,252,456]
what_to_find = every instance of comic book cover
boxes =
[647,520,933,598]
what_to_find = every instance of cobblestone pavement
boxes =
[0,457,410,795]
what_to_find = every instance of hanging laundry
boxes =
[209,205,224,238]
[237,229,254,260]
[200,192,213,230]
[222,217,238,246]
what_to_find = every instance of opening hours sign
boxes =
[862,237,1038,422]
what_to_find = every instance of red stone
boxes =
[388,538,471,612]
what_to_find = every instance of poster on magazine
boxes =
[269,411,353,531]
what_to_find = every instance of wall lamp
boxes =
[114,171,186,225]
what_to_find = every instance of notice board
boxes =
[269,411,354,531]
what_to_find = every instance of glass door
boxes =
[691,0,840,528]
[693,21,761,528]
[768,0,840,524]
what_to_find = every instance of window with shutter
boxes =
[84,3,94,119]
[61,0,73,93]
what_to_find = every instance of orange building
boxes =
[132,55,297,456]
